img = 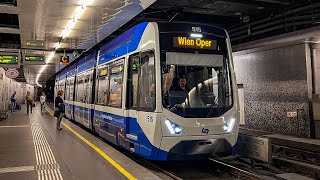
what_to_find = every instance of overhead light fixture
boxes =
[35,51,56,87]
[54,43,61,50]
[36,0,94,87]
[190,33,203,38]
[61,0,94,40]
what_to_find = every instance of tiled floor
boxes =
[0,104,160,180]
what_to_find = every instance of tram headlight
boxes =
[165,119,182,134]
[223,118,236,133]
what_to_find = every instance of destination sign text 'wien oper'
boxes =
[173,37,217,50]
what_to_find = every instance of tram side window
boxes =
[96,67,109,106]
[138,50,156,111]
[69,78,74,101]
[59,81,65,99]
[75,75,85,102]
[109,61,124,107]
[127,54,139,109]
[65,80,70,100]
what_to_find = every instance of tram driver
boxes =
[172,74,190,92]
[168,73,190,107]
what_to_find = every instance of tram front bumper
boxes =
[158,133,237,160]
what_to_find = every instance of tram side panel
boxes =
[132,23,163,159]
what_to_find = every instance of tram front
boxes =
[157,23,239,160]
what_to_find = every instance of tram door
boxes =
[83,72,92,128]
[84,70,93,128]
[75,74,84,124]
[126,54,140,151]
[126,51,156,154]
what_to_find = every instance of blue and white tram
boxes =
[57,22,239,160]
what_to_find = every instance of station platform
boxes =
[239,127,320,153]
[0,104,161,180]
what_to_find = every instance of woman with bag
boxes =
[54,90,65,130]
[26,91,33,114]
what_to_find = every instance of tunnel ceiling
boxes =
[120,0,320,45]
[0,0,319,85]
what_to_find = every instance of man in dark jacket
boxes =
[55,90,65,130]
[10,91,17,112]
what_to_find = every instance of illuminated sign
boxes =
[100,69,108,76]
[25,55,45,61]
[173,37,217,50]
[26,40,45,47]
[0,55,18,64]
[60,55,69,64]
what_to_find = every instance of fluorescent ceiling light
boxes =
[36,0,95,86]
[54,43,61,50]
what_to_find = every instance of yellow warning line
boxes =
[46,109,137,180]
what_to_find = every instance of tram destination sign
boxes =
[0,53,20,68]
[173,36,217,50]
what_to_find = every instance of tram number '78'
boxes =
[147,116,153,123]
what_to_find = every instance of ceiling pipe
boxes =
[233,25,320,51]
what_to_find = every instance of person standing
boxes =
[55,90,65,130]
[40,92,47,112]
[26,91,33,114]
[10,91,17,112]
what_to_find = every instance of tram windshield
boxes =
[162,52,233,118]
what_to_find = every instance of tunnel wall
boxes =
[0,68,34,111]
[233,43,310,137]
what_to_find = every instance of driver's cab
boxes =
[168,73,189,106]
[163,66,218,110]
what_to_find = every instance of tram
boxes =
[55,22,239,160]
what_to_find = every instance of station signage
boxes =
[25,55,45,61]
[60,55,69,64]
[0,55,18,64]
[23,54,46,65]
[0,53,20,68]
[173,37,217,50]
[5,69,19,79]
[99,69,108,76]
[26,40,45,48]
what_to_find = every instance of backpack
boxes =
[16,104,21,110]
[10,95,15,102]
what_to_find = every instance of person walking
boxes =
[55,90,65,130]
[10,91,17,112]
[40,92,46,112]
[26,91,33,114]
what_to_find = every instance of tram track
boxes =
[209,158,262,179]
